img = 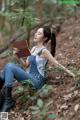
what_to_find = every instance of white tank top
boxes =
[31,46,48,77]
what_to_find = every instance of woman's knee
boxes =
[4,63,15,71]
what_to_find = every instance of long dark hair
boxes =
[43,26,56,57]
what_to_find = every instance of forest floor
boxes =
[0,16,80,120]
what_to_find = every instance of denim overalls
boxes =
[26,55,46,89]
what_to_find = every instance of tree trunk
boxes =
[0,33,4,47]
[35,0,43,22]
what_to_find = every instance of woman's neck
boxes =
[36,42,44,48]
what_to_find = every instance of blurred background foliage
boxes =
[0,0,80,44]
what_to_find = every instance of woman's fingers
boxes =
[13,48,19,54]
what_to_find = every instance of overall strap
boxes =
[38,47,48,66]
[38,47,46,56]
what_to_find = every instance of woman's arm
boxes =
[42,49,75,78]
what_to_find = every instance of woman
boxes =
[0,26,75,112]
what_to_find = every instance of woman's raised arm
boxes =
[42,49,75,78]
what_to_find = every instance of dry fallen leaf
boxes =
[74,104,79,112]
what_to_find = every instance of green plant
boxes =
[29,84,57,120]
[29,98,57,120]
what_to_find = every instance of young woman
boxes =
[0,26,75,112]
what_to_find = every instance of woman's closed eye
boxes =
[36,32,42,35]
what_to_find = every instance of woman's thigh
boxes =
[4,63,31,82]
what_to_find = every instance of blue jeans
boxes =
[0,63,33,87]
[0,62,45,89]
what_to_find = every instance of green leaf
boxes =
[48,114,57,119]
[40,110,47,116]
[18,95,27,103]
[29,106,39,111]
[28,96,37,101]
[15,87,24,94]
[38,85,53,98]
[21,79,31,86]
[42,89,48,96]
[37,99,44,109]
[31,110,40,115]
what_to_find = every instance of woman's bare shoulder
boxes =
[41,48,51,58]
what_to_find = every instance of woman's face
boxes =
[34,28,44,43]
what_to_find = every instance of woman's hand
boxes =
[12,48,20,55]
[13,47,30,68]
[58,63,75,78]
